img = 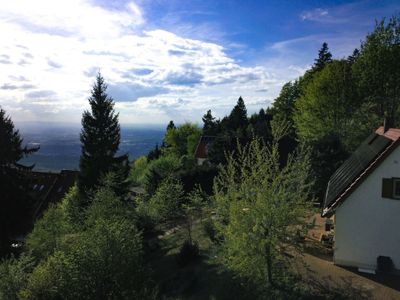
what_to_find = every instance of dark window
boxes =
[382,178,400,199]
[393,179,400,199]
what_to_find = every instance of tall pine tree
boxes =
[313,42,332,72]
[226,96,248,131]
[78,73,128,201]
[202,110,218,135]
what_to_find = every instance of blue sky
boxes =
[0,0,398,125]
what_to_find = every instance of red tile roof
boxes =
[376,126,400,141]
[194,136,216,159]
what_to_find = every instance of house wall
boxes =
[197,158,206,166]
[335,145,400,271]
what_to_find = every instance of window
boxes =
[382,178,400,199]
[393,179,400,199]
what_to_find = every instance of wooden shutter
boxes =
[382,178,393,198]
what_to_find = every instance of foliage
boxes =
[84,184,136,227]
[21,219,154,300]
[78,73,129,202]
[25,203,73,263]
[0,254,35,300]
[130,155,149,185]
[313,42,333,72]
[182,187,204,244]
[295,59,359,150]
[175,164,218,194]
[202,109,219,135]
[144,154,182,195]
[352,15,400,126]
[310,134,349,200]
[176,240,200,267]
[147,177,185,222]
[0,107,38,256]
[270,81,300,130]
[213,137,312,286]
[224,96,248,131]
[61,185,85,226]
[202,219,220,244]
[17,182,155,299]
[147,143,162,161]
[164,122,202,157]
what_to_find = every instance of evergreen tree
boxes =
[313,42,333,72]
[202,110,218,135]
[226,96,248,131]
[166,120,176,130]
[78,73,128,202]
[347,48,360,65]
[0,107,38,256]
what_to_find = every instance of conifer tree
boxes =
[166,120,176,130]
[226,96,248,131]
[313,42,333,72]
[0,107,38,255]
[78,73,128,201]
[202,110,218,135]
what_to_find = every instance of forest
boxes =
[0,16,399,299]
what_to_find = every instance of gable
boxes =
[322,132,398,217]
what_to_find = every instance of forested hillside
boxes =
[1,16,399,299]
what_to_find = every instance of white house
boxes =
[322,126,400,273]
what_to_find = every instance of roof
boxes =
[194,136,216,159]
[30,170,78,220]
[322,127,400,217]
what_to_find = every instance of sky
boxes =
[0,0,399,125]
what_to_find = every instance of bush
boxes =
[0,255,35,300]
[202,219,219,244]
[176,240,199,267]
[21,219,155,299]
[26,203,73,262]
[148,177,185,222]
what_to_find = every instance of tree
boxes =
[310,134,349,200]
[214,134,312,287]
[147,177,185,222]
[202,110,218,135]
[313,42,332,72]
[163,122,202,157]
[352,15,400,126]
[270,81,300,129]
[225,96,248,131]
[0,107,38,256]
[78,73,128,202]
[294,60,359,150]
[166,120,176,130]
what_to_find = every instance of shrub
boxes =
[148,177,185,222]
[25,203,73,262]
[176,240,199,267]
[22,219,155,299]
[0,255,35,300]
[202,219,219,244]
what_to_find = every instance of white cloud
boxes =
[300,8,329,22]
[0,0,276,124]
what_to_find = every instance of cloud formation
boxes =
[0,0,275,124]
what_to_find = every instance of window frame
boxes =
[392,178,400,199]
